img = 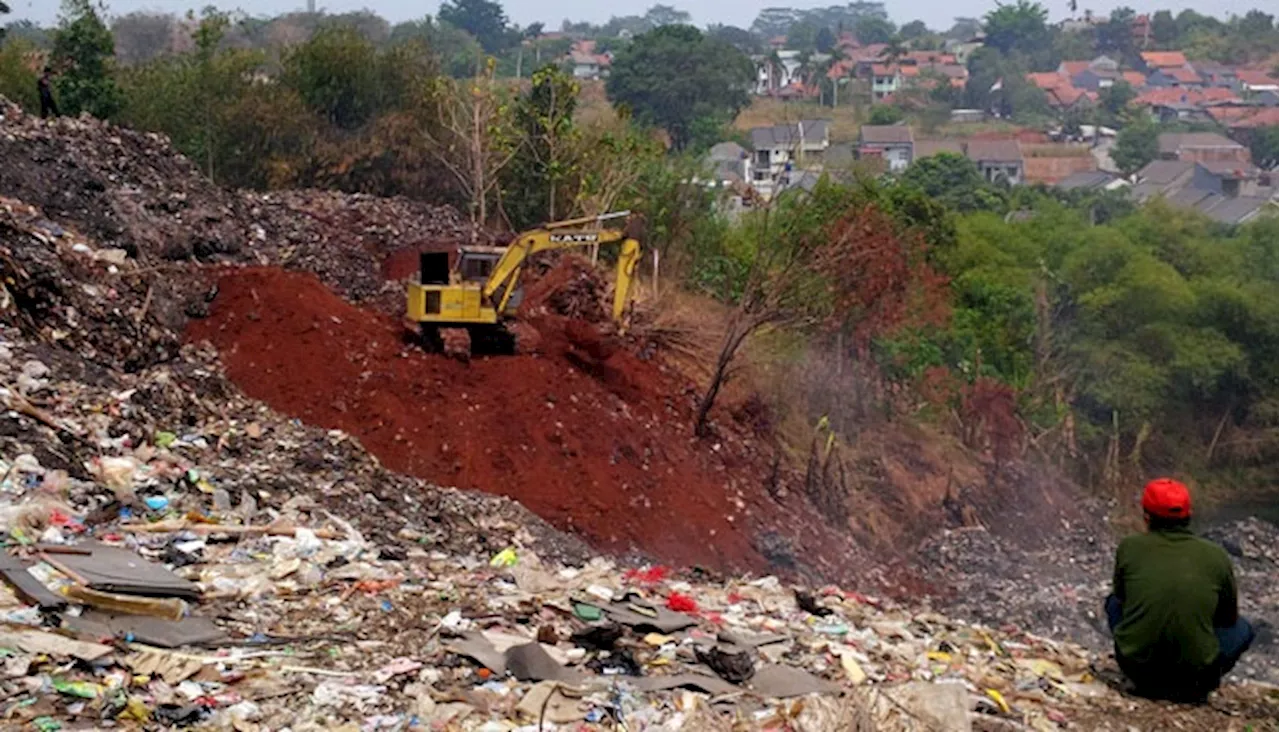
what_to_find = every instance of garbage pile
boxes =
[0,432,1274,730]
[0,99,480,318]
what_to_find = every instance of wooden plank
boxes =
[0,554,66,610]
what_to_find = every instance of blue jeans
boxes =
[1105,594,1255,694]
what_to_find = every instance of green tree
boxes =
[51,0,121,119]
[1098,80,1135,117]
[644,4,691,27]
[282,26,382,130]
[1096,7,1137,61]
[901,153,1007,212]
[1150,10,1176,46]
[982,0,1048,56]
[1249,126,1278,170]
[0,37,39,110]
[1111,119,1159,176]
[899,20,929,40]
[815,25,836,52]
[868,104,904,125]
[504,65,579,228]
[707,24,763,54]
[855,16,896,44]
[438,0,511,53]
[606,25,753,151]
[390,18,484,78]
[786,21,819,51]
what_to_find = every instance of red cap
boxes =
[1142,478,1191,519]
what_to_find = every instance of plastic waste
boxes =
[489,547,518,567]
[143,495,170,511]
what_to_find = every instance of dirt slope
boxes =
[185,267,867,582]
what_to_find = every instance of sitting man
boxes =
[1106,478,1255,702]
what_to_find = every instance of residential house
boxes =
[1139,51,1190,73]
[1149,102,1213,124]
[1235,69,1279,97]
[857,125,914,172]
[1132,87,1241,120]
[707,142,750,185]
[1146,66,1205,88]
[944,36,985,65]
[914,139,966,159]
[748,120,830,198]
[1131,160,1220,201]
[870,64,903,101]
[1133,159,1275,224]
[569,41,611,80]
[1021,143,1099,185]
[1055,170,1126,192]
[1191,61,1239,90]
[966,140,1025,184]
[754,50,804,95]
[1157,132,1250,164]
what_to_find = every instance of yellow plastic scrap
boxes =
[979,630,1007,657]
[489,547,518,568]
[120,696,151,722]
[926,651,953,663]
[642,633,674,647]
[985,688,1011,714]
[840,653,867,685]
[1021,658,1065,680]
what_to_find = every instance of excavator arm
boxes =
[482,212,640,329]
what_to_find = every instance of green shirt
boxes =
[1111,526,1237,670]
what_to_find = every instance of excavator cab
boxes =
[405,211,640,358]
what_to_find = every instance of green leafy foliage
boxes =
[1111,119,1159,176]
[867,104,904,125]
[605,25,753,151]
[438,0,512,54]
[281,26,383,130]
[0,36,38,110]
[504,65,580,228]
[51,0,121,118]
[900,153,1007,212]
[1249,126,1277,170]
[982,0,1048,56]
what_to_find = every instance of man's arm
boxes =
[1213,552,1239,628]
[1112,540,1128,602]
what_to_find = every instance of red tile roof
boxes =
[1141,51,1188,68]
[1236,69,1278,86]
[1133,86,1240,107]
[1122,71,1147,88]
[870,64,897,76]
[1060,61,1090,76]
[1166,67,1202,83]
[1230,107,1279,129]
[1027,72,1066,90]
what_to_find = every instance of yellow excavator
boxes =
[405,211,642,356]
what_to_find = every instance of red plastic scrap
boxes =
[666,591,698,613]
[623,565,670,585]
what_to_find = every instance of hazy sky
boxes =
[7,0,1270,31]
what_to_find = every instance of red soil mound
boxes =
[186,267,860,576]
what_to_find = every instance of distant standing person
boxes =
[38,67,59,119]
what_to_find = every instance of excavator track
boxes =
[439,327,472,362]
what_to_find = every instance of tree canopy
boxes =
[51,0,122,119]
[1111,120,1159,176]
[605,25,753,151]
[438,0,511,53]
[982,0,1049,56]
